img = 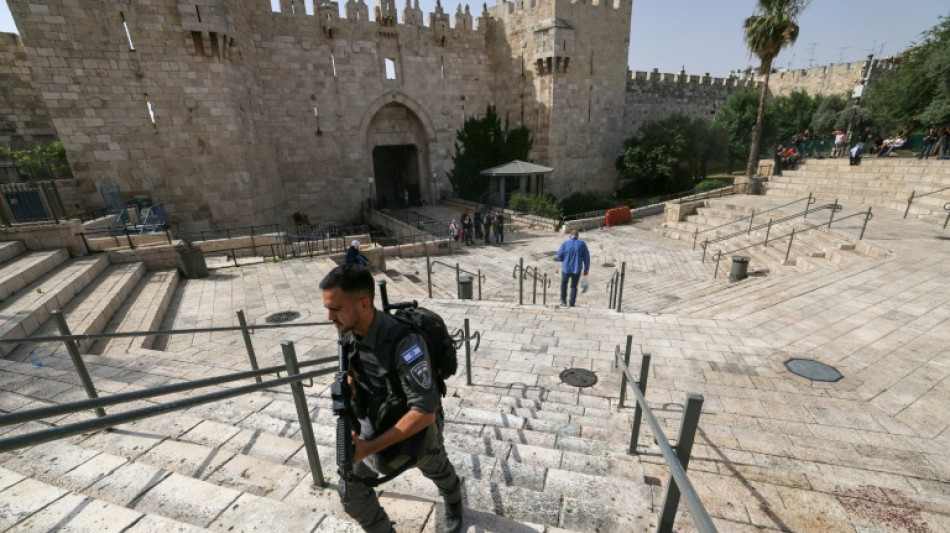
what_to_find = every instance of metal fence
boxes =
[0,181,67,225]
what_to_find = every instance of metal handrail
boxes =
[707,208,874,276]
[614,341,717,533]
[904,184,950,221]
[698,201,838,252]
[692,194,815,246]
[427,257,483,300]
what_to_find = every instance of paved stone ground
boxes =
[145,196,950,532]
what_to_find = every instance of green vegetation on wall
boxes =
[0,141,73,181]
[447,105,532,202]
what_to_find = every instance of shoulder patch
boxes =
[400,344,424,365]
[410,360,432,390]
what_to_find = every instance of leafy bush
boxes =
[694,179,730,193]
[0,141,73,181]
[560,191,616,217]
[508,192,563,219]
[447,105,532,201]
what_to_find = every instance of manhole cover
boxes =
[265,311,301,324]
[785,359,843,382]
[560,368,598,387]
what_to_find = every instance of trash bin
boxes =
[458,275,473,300]
[178,245,209,279]
[729,256,750,282]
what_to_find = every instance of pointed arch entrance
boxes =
[365,102,430,208]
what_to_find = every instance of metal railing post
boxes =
[944,203,950,229]
[616,262,626,312]
[542,273,547,306]
[629,352,651,455]
[747,209,755,234]
[764,219,772,247]
[618,335,632,408]
[657,393,705,533]
[236,310,261,383]
[231,249,238,267]
[804,192,813,219]
[518,257,524,305]
[455,263,460,299]
[124,226,135,249]
[532,268,538,304]
[714,251,721,279]
[477,270,482,301]
[860,207,872,240]
[52,310,105,418]
[829,198,838,228]
[785,229,795,261]
[280,341,326,488]
[904,190,915,219]
[464,318,472,386]
[426,252,432,298]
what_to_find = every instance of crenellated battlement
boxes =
[628,68,760,90]
[269,0,488,32]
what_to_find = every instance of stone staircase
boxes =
[765,158,950,225]
[1,196,950,532]
[655,199,881,277]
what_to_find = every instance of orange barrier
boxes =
[604,207,632,227]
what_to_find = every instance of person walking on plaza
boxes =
[495,214,505,244]
[461,212,474,245]
[482,212,492,244]
[320,265,464,533]
[557,230,590,307]
[473,211,483,240]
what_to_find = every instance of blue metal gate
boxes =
[4,190,48,222]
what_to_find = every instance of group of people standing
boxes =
[450,210,505,246]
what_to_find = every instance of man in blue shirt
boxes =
[556,230,590,307]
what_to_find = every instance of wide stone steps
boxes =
[0,249,68,302]
[0,255,109,357]
[0,465,211,532]
[0,353,654,532]
[7,263,146,361]
[93,269,181,355]
[0,241,26,265]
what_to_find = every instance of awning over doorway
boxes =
[479,160,553,176]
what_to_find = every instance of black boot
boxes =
[444,500,464,533]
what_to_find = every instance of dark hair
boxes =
[319,264,375,300]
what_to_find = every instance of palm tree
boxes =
[744,0,810,178]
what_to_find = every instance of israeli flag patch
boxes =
[401,344,424,364]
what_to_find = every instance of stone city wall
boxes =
[755,58,900,98]
[0,32,56,151]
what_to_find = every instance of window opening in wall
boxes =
[290,1,296,14]
[144,93,156,125]
[270,0,280,12]
[440,56,444,79]
[209,32,220,59]
[192,31,204,55]
[385,58,396,80]
[120,12,136,51]
[196,6,201,22]
[331,53,337,77]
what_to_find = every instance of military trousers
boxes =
[340,441,462,533]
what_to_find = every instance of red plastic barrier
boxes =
[604,207,632,227]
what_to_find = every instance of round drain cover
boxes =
[265,311,301,324]
[785,359,843,382]
[560,368,598,388]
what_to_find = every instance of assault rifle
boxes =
[331,338,354,503]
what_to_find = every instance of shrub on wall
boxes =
[508,192,563,219]
[0,141,73,181]
[694,179,730,193]
[560,191,616,217]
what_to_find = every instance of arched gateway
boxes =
[364,102,432,208]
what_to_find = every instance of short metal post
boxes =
[231,249,238,267]
[532,269,538,304]
[518,257,524,305]
[236,310,261,383]
[657,393,705,533]
[426,252,432,298]
[829,198,838,228]
[804,192,813,219]
[785,229,795,261]
[904,190,915,219]
[764,219,772,247]
[618,335,632,408]
[629,352,651,455]
[464,318,472,386]
[455,263,460,299]
[477,270,482,301]
[608,272,617,309]
[860,207,872,240]
[714,251,721,278]
[280,341,326,488]
[52,310,105,418]
[747,209,755,234]
[616,262,626,312]
[542,273,547,305]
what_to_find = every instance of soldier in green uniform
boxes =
[319,265,464,533]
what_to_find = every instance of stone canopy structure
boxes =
[3,0,894,231]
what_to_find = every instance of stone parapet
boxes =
[0,219,87,256]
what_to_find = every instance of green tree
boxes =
[743,0,810,177]
[714,89,760,171]
[447,105,532,202]
[616,114,726,197]
[810,94,849,133]
[863,14,950,132]
[763,90,821,150]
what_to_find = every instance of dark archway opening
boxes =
[372,144,419,208]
